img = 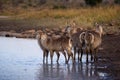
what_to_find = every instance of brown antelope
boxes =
[36,30,49,63]
[79,31,86,61]
[65,23,85,62]
[36,31,61,63]
[36,28,63,63]
[70,29,86,62]
[38,30,74,64]
[81,24,103,62]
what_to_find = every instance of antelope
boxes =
[37,30,74,64]
[36,30,49,63]
[79,31,86,61]
[80,24,103,62]
[36,28,64,63]
[70,29,85,62]
[65,23,85,62]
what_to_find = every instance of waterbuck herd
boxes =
[36,23,103,64]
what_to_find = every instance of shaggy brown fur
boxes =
[83,25,103,62]
[38,31,74,64]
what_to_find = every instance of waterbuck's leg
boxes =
[78,49,80,62]
[90,49,93,61]
[67,50,74,64]
[50,50,54,63]
[46,50,49,63]
[67,54,70,64]
[73,47,77,60]
[62,51,67,64]
[71,52,74,64]
[80,49,83,62]
[56,51,60,63]
[69,51,74,64]
[86,49,89,63]
[43,51,46,63]
[94,49,98,62]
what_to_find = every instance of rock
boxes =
[22,29,35,34]
[0,31,12,37]
[109,23,114,26]
[11,33,23,38]
[9,30,16,33]
[0,31,36,38]
[36,30,43,33]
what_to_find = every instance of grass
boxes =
[0,5,120,33]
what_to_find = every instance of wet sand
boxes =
[0,37,119,80]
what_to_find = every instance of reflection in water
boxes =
[36,61,114,80]
[37,63,65,80]
[66,63,98,80]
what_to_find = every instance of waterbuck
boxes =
[36,30,49,63]
[81,24,103,62]
[37,30,74,64]
[65,24,85,62]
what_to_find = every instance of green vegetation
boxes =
[115,0,120,4]
[1,6,120,27]
[85,0,102,6]
[0,0,120,33]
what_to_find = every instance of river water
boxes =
[0,37,114,80]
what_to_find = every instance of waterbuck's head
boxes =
[95,23,103,37]
[35,28,48,40]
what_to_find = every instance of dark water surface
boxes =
[0,37,114,80]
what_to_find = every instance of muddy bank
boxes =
[98,34,120,79]
[0,30,36,38]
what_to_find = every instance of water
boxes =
[0,37,114,80]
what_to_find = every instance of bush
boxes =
[53,5,66,9]
[53,5,59,9]
[115,0,120,4]
[85,0,102,6]
[59,6,66,9]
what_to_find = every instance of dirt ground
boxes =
[98,34,120,79]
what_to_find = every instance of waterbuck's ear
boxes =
[65,25,71,33]
[94,22,98,26]
[36,34,40,39]
[41,27,47,34]
[35,31,40,39]
[71,20,76,26]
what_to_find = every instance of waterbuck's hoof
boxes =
[86,60,89,63]
[72,60,75,64]
[65,61,68,64]
[73,57,76,60]
[79,58,82,62]
[56,60,58,62]
[94,58,98,62]
[72,61,75,65]
[91,57,93,61]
